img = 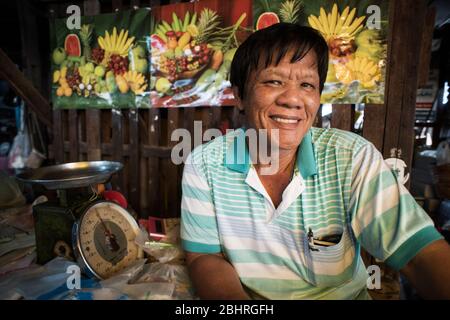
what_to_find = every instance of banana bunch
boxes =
[98,27,135,57]
[155,11,198,42]
[308,4,366,42]
[334,56,380,89]
[124,70,148,95]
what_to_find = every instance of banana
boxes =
[329,4,338,35]
[158,23,168,34]
[190,12,197,25]
[116,29,125,50]
[112,27,117,49]
[367,63,378,75]
[98,36,106,50]
[347,16,366,36]
[335,6,350,34]
[156,30,168,42]
[310,15,323,34]
[327,13,334,35]
[162,20,172,31]
[118,30,129,53]
[308,16,319,30]
[353,57,361,71]
[319,8,330,35]
[343,8,356,28]
[105,30,112,51]
[120,36,135,56]
[173,12,181,31]
[183,11,190,32]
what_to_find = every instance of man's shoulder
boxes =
[310,127,369,154]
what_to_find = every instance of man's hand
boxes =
[186,252,251,300]
[401,239,450,299]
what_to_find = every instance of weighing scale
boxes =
[17,161,142,279]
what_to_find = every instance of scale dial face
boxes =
[75,201,140,279]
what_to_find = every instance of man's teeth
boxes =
[272,117,299,124]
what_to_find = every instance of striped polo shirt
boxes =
[180,127,443,300]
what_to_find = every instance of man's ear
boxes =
[232,86,244,111]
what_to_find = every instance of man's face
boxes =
[235,49,321,152]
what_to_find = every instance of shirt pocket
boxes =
[302,226,358,288]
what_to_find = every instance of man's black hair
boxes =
[230,23,329,99]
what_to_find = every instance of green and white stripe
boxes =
[181,127,443,299]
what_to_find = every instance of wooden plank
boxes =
[147,108,162,216]
[231,107,243,129]
[128,108,140,212]
[111,109,124,192]
[417,7,436,87]
[383,0,427,178]
[330,104,354,131]
[140,110,149,215]
[165,108,180,217]
[101,110,112,143]
[52,110,64,164]
[314,105,323,128]
[183,108,196,151]
[363,104,385,152]
[211,107,222,130]
[68,110,79,162]
[201,108,213,136]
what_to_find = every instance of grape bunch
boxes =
[164,59,177,82]
[66,68,81,89]
[91,47,105,65]
[108,54,129,75]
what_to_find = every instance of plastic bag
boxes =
[0,257,77,300]
[134,262,195,300]
[99,258,146,290]
[99,258,175,300]
[135,227,184,263]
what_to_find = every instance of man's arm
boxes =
[186,252,250,300]
[401,239,450,299]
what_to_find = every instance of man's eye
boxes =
[264,80,282,85]
[301,83,315,89]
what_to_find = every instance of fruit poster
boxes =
[150,5,249,107]
[50,9,151,109]
[253,0,388,104]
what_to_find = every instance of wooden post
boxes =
[331,104,354,132]
[383,0,428,189]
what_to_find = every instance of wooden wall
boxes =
[47,0,428,219]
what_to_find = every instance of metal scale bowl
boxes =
[17,161,142,279]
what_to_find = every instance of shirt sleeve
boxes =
[349,143,443,270]
[180,150,221,254]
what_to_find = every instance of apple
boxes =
[52,47,66,65]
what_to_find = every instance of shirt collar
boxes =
[224,127,317,179]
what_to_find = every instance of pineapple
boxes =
[279,0,303,24]
[194,8,221,44]
[80,24,94,60]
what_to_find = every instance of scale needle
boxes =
[95,209,120,252]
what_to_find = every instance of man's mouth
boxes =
[269,115,301,125]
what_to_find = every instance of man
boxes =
[180,23,450,299]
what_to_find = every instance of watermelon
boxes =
[256,12,280,30]
[64,34,81,57]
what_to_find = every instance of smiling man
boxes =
[180,23,450,300]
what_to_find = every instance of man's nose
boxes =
[275,85,304,109]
